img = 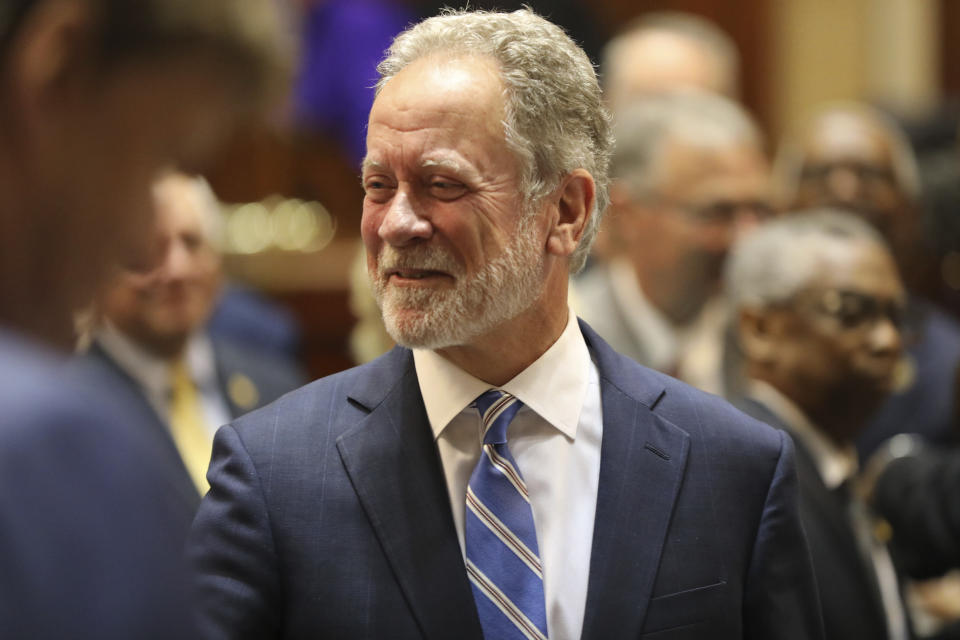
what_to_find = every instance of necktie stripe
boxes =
[467,390,547,640]
[466,487,543,575]
[465,513,546,632]
[484,445,530,500]
[468,451,539,550]
[482,396,518,437]
[466,559,549,640]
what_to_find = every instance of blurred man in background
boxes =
[0,0,290,637]
[729,211,911,640]
[776,102,960,461]
[601,11,740,110]
[574,90,773,394]
[83,172,304,501]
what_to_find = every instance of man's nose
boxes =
[824,166,863,203]
[378,190,432,246]
[161,242,192,280]
[867,314,903,359]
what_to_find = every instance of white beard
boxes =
[371,215,544,350]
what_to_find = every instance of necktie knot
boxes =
[475,389,522,445]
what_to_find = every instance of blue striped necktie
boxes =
[465,389,548,640]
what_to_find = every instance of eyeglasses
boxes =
[802,288,906,333]
[799,162,898,191]
[663,199,777,226]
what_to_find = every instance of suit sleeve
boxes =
[874,452,960,577]
[743,430,826,640]
[189,424,281,640]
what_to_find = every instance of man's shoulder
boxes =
[0,333,114,442]
[211,334,308,409]
[584,319,780,443]
[0,332,199,639]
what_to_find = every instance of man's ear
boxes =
[546,168,595,258]
[738,306,787,365]
[5,0,93,131]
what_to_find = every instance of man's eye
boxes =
[429,180,467,199]
[362,179,395,201]
[363,179,388,191]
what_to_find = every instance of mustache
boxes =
[377,245,463,276]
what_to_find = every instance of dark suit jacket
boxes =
[81,334,306,510]
[0,330,198,639]
[189,321,824,639]
[874,450,960,578]
[738,397,906,640]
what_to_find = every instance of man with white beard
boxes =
[190,8,824,640]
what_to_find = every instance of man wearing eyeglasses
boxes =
[774,102,960,463]
[729,210,913,640]
[574,90,772,395]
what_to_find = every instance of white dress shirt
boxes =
[606,258,728,394]
[95,323,231,437]
[413,310,602,640]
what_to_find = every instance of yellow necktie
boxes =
[169,359,212,494]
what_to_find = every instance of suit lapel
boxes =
[336,351,483,640]
[579,324,691,640]
[739,397,891,624]
[83,341,201,512]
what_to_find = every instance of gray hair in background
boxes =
[376,7,613,274]
[774,102,922,205]
[611,90,762,201]
[725,208,889,310]
[601,11,740,98]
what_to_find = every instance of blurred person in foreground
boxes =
[730,210,913,640]
[601,11,740,112]
[190,8,823,640]
[776,102,960,461]
[0,0,290,637]
[83,171,305,503]
[574,90,773,395]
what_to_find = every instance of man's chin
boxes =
[382,309,453,350]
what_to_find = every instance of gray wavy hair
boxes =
[376,8,613,274]
[725,208,889,310]
[612,89,763,201]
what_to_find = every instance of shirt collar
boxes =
[607,258,677,370]
[748,379,858,489]
[95,323,218,395]
[96,321,171,399]
[413,308,590,441]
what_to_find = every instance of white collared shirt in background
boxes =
[95,323,231,438]
[413,310,602,640]
[607,258,727,395]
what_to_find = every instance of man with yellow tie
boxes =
[82,171,305,499]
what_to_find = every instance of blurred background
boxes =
[202,0,960,380]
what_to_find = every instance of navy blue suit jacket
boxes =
[80,334,307,510]
[0,330,198,639]
[190,321,824,639]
